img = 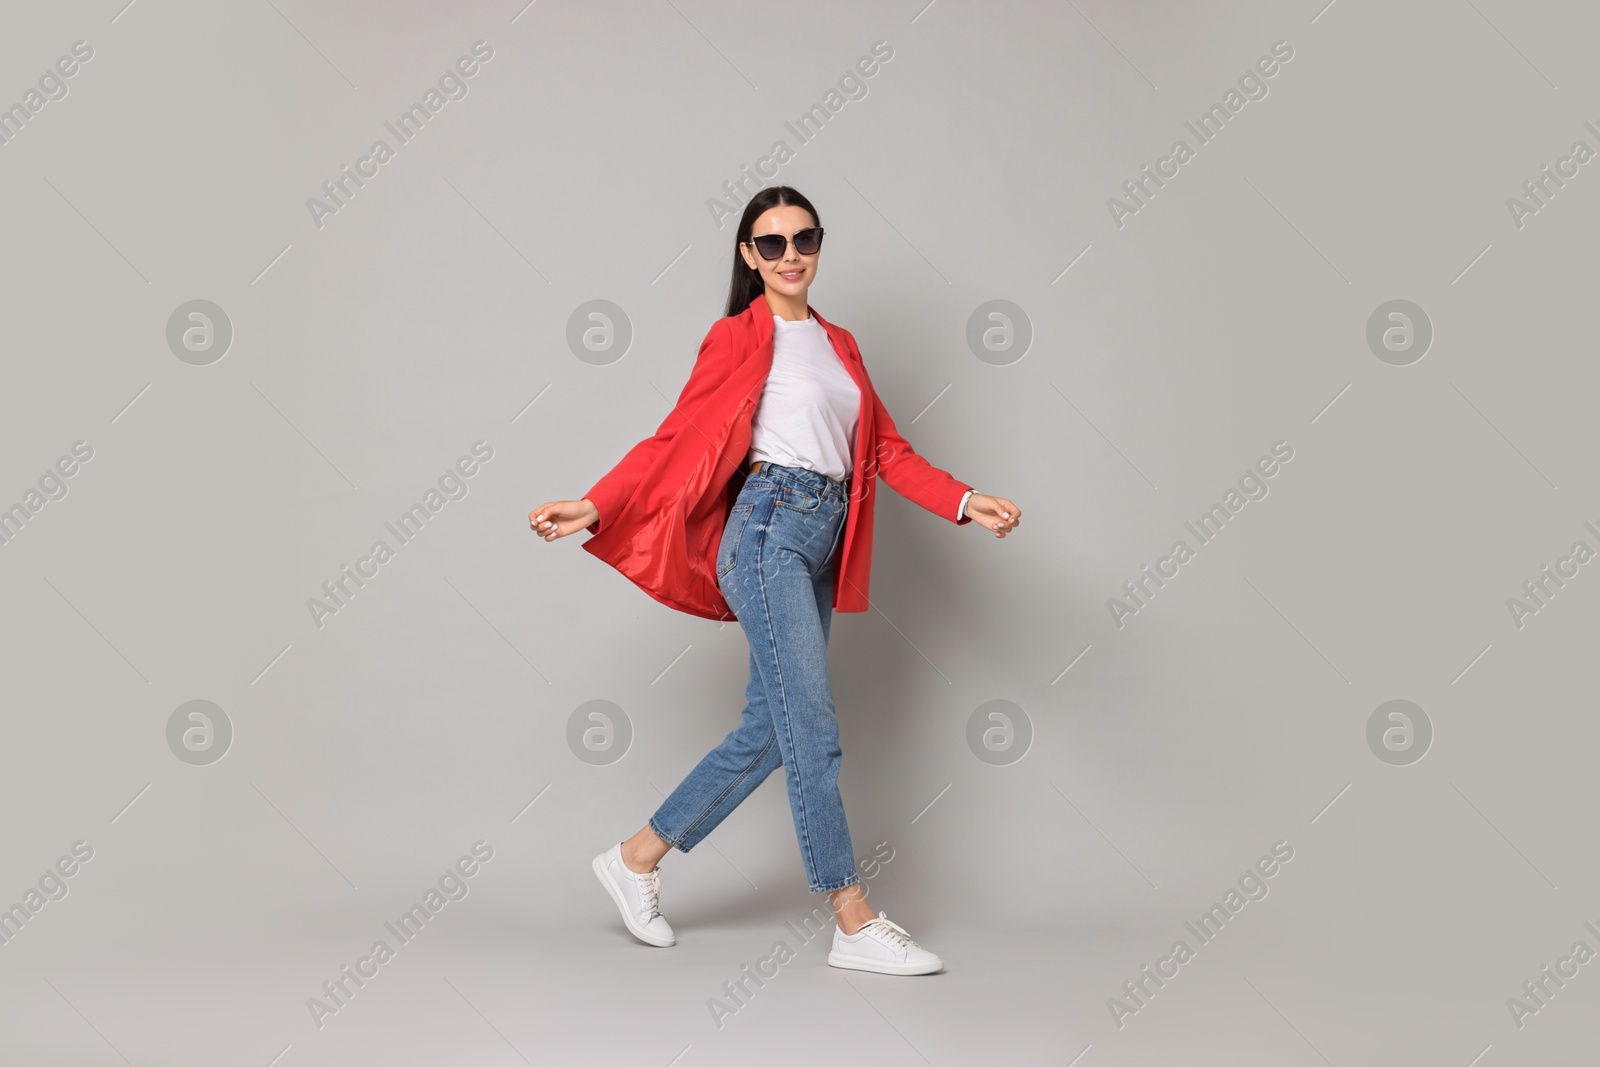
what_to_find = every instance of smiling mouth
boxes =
[778,269,804,279]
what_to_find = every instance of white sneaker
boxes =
[591,842,675,947]
[828,911,943,975]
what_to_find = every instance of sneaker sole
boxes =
[591,852,675,947]
[827,950,942,975]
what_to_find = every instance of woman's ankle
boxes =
[621,827,669,872]
[830,889,875,934]
[836,911,872,935]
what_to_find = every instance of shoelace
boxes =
[857,912,916,950]
[636,866,662,921]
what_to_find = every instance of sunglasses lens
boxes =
[749,229,823,260]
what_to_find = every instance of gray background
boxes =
[2,0,1596,1064]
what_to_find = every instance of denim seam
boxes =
[647,815,688,852]
[823,500,847,568]
[718,503,755,579]
[676,727,779,848]
[772,478,844,514]
[754,522,824,889]
[773,491,823,514]
[811,871,860,894]
[763,468,844,506]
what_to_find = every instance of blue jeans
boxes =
[648,462,857,893]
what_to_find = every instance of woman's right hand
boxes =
[529,498,599,541]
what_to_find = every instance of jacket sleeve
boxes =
[866,367,975,527]
[582,318,731,535]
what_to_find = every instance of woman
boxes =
[529,186,1020,976]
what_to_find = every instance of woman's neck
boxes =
[763,290,810,322]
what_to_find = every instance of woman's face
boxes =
[739,205,820,302]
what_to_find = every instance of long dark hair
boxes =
[723,186,822,319]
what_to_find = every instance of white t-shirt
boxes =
[749,313,861,483]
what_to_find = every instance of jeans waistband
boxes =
[749,460,848,502]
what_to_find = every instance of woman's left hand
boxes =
[966,494,1021,537]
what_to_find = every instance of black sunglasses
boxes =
[743,227,824,260]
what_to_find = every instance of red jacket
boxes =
[582,292,974,621]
